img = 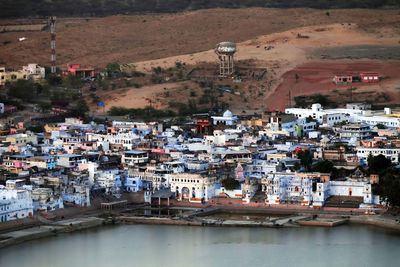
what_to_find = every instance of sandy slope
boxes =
[102,23,399,111]
[1,8,399,69]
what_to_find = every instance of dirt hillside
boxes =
[92,22,400,113]
[1,8,399,69]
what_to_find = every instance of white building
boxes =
[57,154,86,168]
[261,174,377,208]
[96,169,123,194]
[62,184,91,207]
[356,147,400,164]
[286,104,349,126]
[86,132,141,150]
[31,188,64,212]
[312,182,330,207]
[351,113,400,129]
[0,180,34,223]
[169,173,217,203]
[6,132,38,146]
[125,177,143,192]
[213,147,252,164]
[313,181,376,207]
[339,123,371,141]
[286,103,400,129]
[22,63,45,80]
[211,110,237,126]
[244,159,283,178]
[122,150,149,166]
[261,175,312,206]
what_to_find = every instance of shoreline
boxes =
[1,205,400,249]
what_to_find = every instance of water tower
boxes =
[215,42,236,77]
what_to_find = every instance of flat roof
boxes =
[58,154,84,157]
[124,150,147,155]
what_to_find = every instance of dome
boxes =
[223,110,233,117]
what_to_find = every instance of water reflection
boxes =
[0,224,399,267]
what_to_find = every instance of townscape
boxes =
[1,2,400,265]
[1,97,399,224]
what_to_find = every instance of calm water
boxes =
[1,224,400,267]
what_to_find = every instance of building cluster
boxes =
[0,64,45,86]
[1,103,399,222]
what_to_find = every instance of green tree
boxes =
[38,103,51,112]
[375,123,386,129]
[311,160,334,173]
[7,79,36,101]
[72,99,89,118]
[223,177,240,191]
[294,161,301,171]
[376,172,400,207]
[63,75,84,89]
[297,150,313,171]
[368,154,392,175]
[106,62,121,75]
[26,125,44,133]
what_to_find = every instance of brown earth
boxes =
[1,8,400,113]
[0,8,400,69]
[93,22,400,113]
[266,60,400,111]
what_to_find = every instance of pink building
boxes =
[360,72,379,83]
[62,64,95,77]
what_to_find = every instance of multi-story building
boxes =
[0,180,33,223]
[0,64,44,86]
[62,184,90,207]
[31,188,64,212]
[6,132,38,146]
[262,175,312,206]
[26,156,56,170]
[339,123,371,140]
[356,147,400,164]
[286,104,350,126]
[122,150,149,166]
[0,67,28,85]
[125,177,143,192]
[22,64,45,80]
[57,154,86,168]
[87,132,141,151]
[169,173,218,203]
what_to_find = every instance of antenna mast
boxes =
[50,16,56,74]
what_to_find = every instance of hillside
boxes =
[1,8,399,69]
[1,8,399,114]
[90,22,400,113]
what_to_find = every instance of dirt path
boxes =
[90,82,188,111]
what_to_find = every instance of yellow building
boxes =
[6,132,38,146]
[241,118,264,127]
[0,67,28,85]
[266,153,287,161]
[0,67,5,85]
[44,124,60,133]
[0,64,44,86]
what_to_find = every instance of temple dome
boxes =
[223,110,233,118]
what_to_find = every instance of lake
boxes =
[1,224,400,267]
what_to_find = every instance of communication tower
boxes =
[215,42,236,77]
[49,16,56,74]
